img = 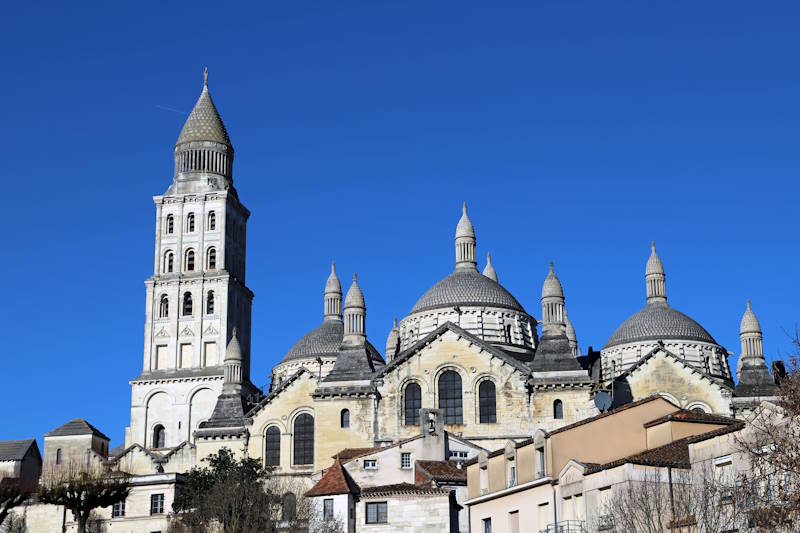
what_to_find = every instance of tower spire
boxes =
[324,261,343,321]
[203,66,208,87]
[645,241,667,304]
[454,202,477,270]
[343,273,366,346]
[482,252,498,282]
[541,262,565,335]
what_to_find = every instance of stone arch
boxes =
[657,391,681,407]
[686,400,712,413]
[145,391,173,448]
[188,388,216,442]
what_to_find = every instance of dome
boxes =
[282,320,344,362]
[410,268,525,314]
[740,300,761,334]
[646,242,664,276]
[542,262,564,299]
[325,262,342,295]
[344,274,365,309]
[455,202,475,239]
[604,302,717,349]
[225,328,243,362]
[176,70,232,147]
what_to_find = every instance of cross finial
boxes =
[203,67,209,87]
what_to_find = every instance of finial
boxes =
[232,326,238,338]
[549,261,554,273]
[747,298,751,310]
[651,241,656,252]
[331,261,336,273]
[462,201,468,215]
[393,317,398,328]
[203,67,208,87]
[353,273,357,282]
[487,252,492,264]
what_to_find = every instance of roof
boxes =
[334,448,376,461]
[740,300,761,334]
[643,410,738,428]
[415,460,467,484]
[409,268,526,314]
[281,320,344,363]
[585,437,691,474]
[604,301,718,349]
[305,459,360,497]
[0,439,38,462]
[360,482,453,498]
[45,419,110,441]
[176,80,231,146]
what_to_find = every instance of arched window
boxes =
[165,251,174,273]
[553,399,564,420]
[340,409,350,428]
[293,414,314,465]
[183,292,193,316]
[206,291,215,315]
[479,380,497,423]
[207,211,216,231]
[186,213,195,233]
[207,247,217,270]
[152,425,165,448]
[56,448,62,465]
[165,215,174,234]
[185,249,195,271]
[265,426,280,466]
[438,371,463,424]
[159,295,169,318]
[281,492,296,521]
[404,382,422,426]
[504,324,512,344]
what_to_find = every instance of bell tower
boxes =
[126,70,255,449]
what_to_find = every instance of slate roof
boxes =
[734,364,778,398]
[415,460,467,484]
[45,419,110,441]
[643,410,738,428]
[360,482,453,497]
[0,439,37,462]
[280,320,385,368]
[531,332,589,374]
[410,268,526,314]
[305,459,360,497]
[334,448,376,462]
[176,82,231,147]
[605,302,717,349]
[584,437,692,474]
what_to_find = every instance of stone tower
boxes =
[126,70,255,450]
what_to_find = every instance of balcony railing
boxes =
[540,520,587,533]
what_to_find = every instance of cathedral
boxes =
[119,71,778,489]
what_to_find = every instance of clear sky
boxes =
[1,1,798,446]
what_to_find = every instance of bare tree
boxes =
[0,479,29,529]
[733,333,800,532]
[37,461,129,533]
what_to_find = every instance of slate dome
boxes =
[604,302,717,349]
[410,268,525,314]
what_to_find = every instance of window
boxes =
[438,370,463,424]
[508,463,516,487]
[404,382,422,426]
[364,459,377,470]
[207,211,216,231]
[366,502,387,524]
[164,251,174,273]
[281,493,296,521]
[152,425,165,449]
[207,247,216,270]
[340,409,350,428]
[450,450,469,460]
[159,295,169,318]
[56,448,62,465]
[479,380,497,423]
[150,493,164,515]
[482,517,492,533]
[206,291,215,315]
[185,249,195,271]
[504,324,512,343]
[186,213,195,232]
[553,399,564,420]
[183,292,193,316]
[536,447,546,477]
[323,498,334,521]
[293,413,314,465]
[112,500,126,518]
[401,452,411,469]
[165,214,174,234]
[265,426,280,466]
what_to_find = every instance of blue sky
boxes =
[1,1,798,446]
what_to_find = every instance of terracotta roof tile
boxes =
[585,438,692,474]
[643,410,738,428]
[334,448,377,461]
[360,482,451,497]
[415,460,467,483]
[305,459,360,498]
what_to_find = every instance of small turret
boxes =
[324,261,343,321]
[541,262,565,336]
[564,309,578,356]
[645,242,667,305]
[385,318,400,361]
[482,252,498,282]
[223,328,243,391]
[343,274,366,346]
[454,202,477,270]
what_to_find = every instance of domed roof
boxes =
[344,274,365,308]
[176,70,232,147]
[282,320,344,362]
[410,268,525,314]
[604,302,717,349]
[225,328,243,361]
[646,242,664,275]
[455,202,475,239]
[325,262,342,295]
[542,262,564,299]
[740,300,761,335]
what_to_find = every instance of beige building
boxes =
[463,396,742,533]
[0,439,41,492]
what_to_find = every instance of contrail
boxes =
[156,105,188,115]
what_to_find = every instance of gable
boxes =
[247,370,318,433]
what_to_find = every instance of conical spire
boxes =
[454,202,477,270]
[645,242,667,304]
[740,299,761,335]
[223,328,243,389]
[385,317,400,361]
[324,261,343,321]
[172,69,234,191]
[564,309,578,356]
[541,262,566,335]
[482,252,498,282]
[343,274,366,346]
[739,300,764,361]
[734,299,778,401]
